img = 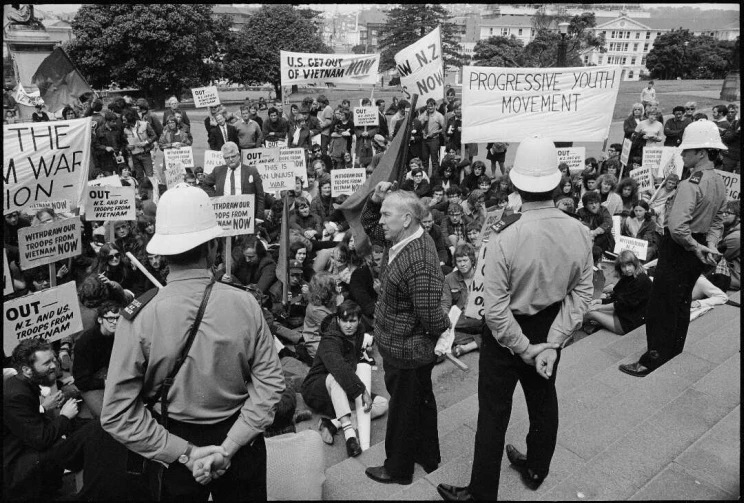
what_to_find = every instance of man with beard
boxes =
[4,339,93,500]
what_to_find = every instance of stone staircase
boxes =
[301,291,740,500]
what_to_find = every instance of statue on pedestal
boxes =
[7,4,44,29]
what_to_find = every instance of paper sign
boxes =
[715,170,740,200]
[611,215,622,239]
[3,281,83,355]
[87,185,137,221]
[464,209,505,319]
[17,218,83,270]
[164,161,187,189]
[620,138,632,166]
[353,107,379,127]
[658,146,683,179]
[88,175,122,187]
[28,199,70,213]
[191,86,221,108]
[211,195,255,236]
[163,146,194,169]
[242,147,279,168]
[331,168,366,196]
[614,235,648,261]
[265,139,287,149]
[631,166,654,192]
[394,26,445,103]
[280,51,380,87]
[641,146,663,171]
[203,150,223,175]
[259,162,295,193]
[4,249,13,296]
[279,147,308,185]
[556,147,586,173]
[4,118,92,215]
[461,65,621,143]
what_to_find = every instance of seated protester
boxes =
[113,220,145,263]
[461,188,487,227]
[348,244,383,328]
[710,200,740,291]
[311,174,333,221]
[478,175,496,200]
[136,214,156,249]
[4,210,31,264]
[422,184,449,216]
[577,191,615,256]
[326,240,360,303]
[555,194,578,218]
[554,175,578,209]
[486,191,510,214]
[118,166,139,191]
[462,160,488,192]
[293,176,312,202]
[289,239,315,283]
[621,200,658,261]
[441,244,483,357]
[265,198,287,243]
[441,186,463,224]
[139,252,169,290]
[439,147,471,182]
[505,179,523,213]
[494,174,511,196]
[465,219,483,253]
[72,302,120,418]
[617,176,640,216]
[431,161,460,193]
[583,250,652,335]
[647,173,679,232]
[289,113,312,151]
[578,170,599,208]
[421,209,451,272]
[405,157,431,183]
[300,301,389,457]
[296,272,339,365]
[310,143,333,173]
[85,242,136,299]
[598,144,623,173]
[441,202,473,257]
[229,235,277,294]
[269,259,310,333]
[3,338,93,501]
[596,174,624,216]
[158,114,192,149]
[401,167,431,198]
[290,196,323,241]
[691,274,729,309]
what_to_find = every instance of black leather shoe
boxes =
[506,444,527,469]
[346,436,362,457]
[619,361,652,377]
[506,445,544,490]
[437,483,475,501]
[318,418,337,445]
[365,465,412,485]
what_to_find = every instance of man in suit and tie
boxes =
[208,112,239,151]
[203,142,265,221]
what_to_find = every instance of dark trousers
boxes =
[469,302,562,501]
[151,412,267,502]
[639,232,706,370]
[421,137,441,177]
[321,134,330,156]
[382,360,440,478]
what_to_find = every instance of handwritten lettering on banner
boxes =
[461,65,621,143]
[631,166,654,192]
[191,86,220,108]
[331,168,366,196]
[204,150,223,174]
[4,118,91,215]
[3,281,83,355]
[464,209,504,319]
[556,147,585,173]
[279,148,308,185]
[28,199,70,213]
[611,215,622,239]
[211,195,255,236]
[353,107,379,127]
[614,235,648,261]
[4,249,14,296]
[87,185,137,221]
[18,219,82,270]
[715,170,740,200]
[164,161,187,189]
[242,147,279,168]
[260,162,295,193]
[265,139,287,149]
[658,147,683,179]
[620,138,632,166]
[641,146,663,172]
[164,146,194,169]
[394,26,444,103]
[280,51,380,87]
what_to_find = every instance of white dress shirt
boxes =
[223,163,243,196]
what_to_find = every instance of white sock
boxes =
[342,423,356,440]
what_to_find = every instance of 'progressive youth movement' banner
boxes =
[281,51,380,87]
[461,65,621,143]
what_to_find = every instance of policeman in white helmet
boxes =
[620,120,728,378]
[101,185,284,499]
[438,136,594,501]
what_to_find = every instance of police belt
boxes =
[664,230,707,245]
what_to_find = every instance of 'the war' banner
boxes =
[211,195,255,236]
[4,118,91,215]
[18,218,82,270]
[461,65,621,143]
[281,51,380,87]
[394,26,445,103]
[86,185,136,221]
[4,281,83,355]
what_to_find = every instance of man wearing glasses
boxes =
[202,141,265,220]
[72,301,122,419]
[683,101,697,121]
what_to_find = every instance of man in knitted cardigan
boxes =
[361,182,451,485]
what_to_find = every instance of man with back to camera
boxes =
[437,136,594,501]
[101,185,285,500]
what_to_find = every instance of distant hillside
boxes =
[646,6,740,27]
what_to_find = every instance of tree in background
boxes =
[377,4,466,73]
[65,4,226,106]
[524,12,606,67]
[221,5,330,99]
[472,36,526,67]
[646,29,736,79]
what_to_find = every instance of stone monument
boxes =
[720,38,740,102]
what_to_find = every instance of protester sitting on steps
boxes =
[440,243,483,358]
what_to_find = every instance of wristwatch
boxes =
[178,443,194,464]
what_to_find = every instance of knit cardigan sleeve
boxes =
[361,197,389,247]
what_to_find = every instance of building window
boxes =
[636,32,641,39]
[641,56,646,65]
[598,55,603,64]
[628,70,634,78]
[646,31,651,39]
[518,28,523,36]
[643,43,649,52]
[624,43,629,51]
[632,57,637,65]
[621,57,627,65]
[501,28,509,36]
[489,28,493,35]
[634,43,639,51]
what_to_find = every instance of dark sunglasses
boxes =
[108,253,120,259]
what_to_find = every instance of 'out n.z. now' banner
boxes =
[461,65,621,143]
[281,51,380,87]
[394,26,444,103]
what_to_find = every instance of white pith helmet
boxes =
[678,120,727,151]
[509,135,561,193]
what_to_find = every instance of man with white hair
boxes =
[202,141,265,219]
[162,96,191,127]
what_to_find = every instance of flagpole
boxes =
[281,194,290,309]
[395,94,419,187]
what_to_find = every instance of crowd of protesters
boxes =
[3,83,740,501]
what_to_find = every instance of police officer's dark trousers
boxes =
[640,232,706,371]
[469,302,562,500]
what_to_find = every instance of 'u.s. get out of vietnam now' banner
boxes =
[461,65,622,143]
[280,51,380,87]
[4,117,91,215]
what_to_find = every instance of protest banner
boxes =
[260,162,295,193]
[211,195,255,236]
[191,86,220,108]
[163,146,194,169]
[641,146,663,171]
[242,147,279,168]
[4,249,13,296]
[4,117,91,215]
[17,218,82,271]
[611,215,622,239]
[88,175,122,187]
[556,147,585,173]
[87,185,137,221]
[164,161,187,189]
[620,138,632,166]
[715,170,740,200]
[461,65,621,143]
[631,166,654,192]
[28,199,70,213]
[265,139,287,149]
[614,235,648,261]
[15,83,43,107]
[658,146,683,179]
[394,26,445,103]
[203,150,224,174]
[3,281,83,355]
[331,168,366,196]
[280,51,380,87]
[279,147,308,185]
[353,106,379,127]
[464,209,505,319]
